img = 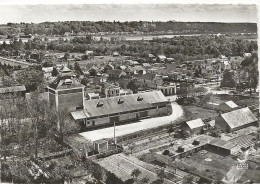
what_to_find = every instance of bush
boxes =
[163,150,170,155]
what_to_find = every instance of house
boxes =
[112,52,120,57]
[220,60,231,71]
[0,85,26,99]
[157,83,176,96]
[59,66,72,77]
[217,101,238,112]
[47,76,85,111]
[215,107,258,132]
[86,51,94,59]
[127,66,146,75]
[243,53,252,58]
[42,67,53,78]
[182,118,205,134]
[229,56,243,70]
[100,82,120,97]
[157,55,167,62]
[70,91,172,128]
[138,73,163,89]
[104,64,115,71]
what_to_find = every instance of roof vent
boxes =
[97,101,104,107]
[118,99,124,104]
[64,79,72,85]
[137,96,143,101]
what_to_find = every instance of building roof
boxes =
[107,69,125,76]
[71,111,87,120]
[0,85,26,94]
[83,91,167,117]
[48,76,84,90]
[185,118,205,130]
[220,107,258,129]
[221,101,238,109]
[60,66,71,72]
[139,73,159,80]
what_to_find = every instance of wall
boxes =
[58,91,83,111]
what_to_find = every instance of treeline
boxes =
[0,21,257,36]
[0,35,257,62]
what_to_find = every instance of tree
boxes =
[52,67,59,77]
[16,68,44,92]
[131,168,141,180]
[221,70,237,88]
[127,81,139,94]
[182,174,194,184]
[210,124,222,137]
[156,168,166,182]
[64,52,70,61]
[140,176,150,184]
[74,61,83,75]
[89,68,97,76]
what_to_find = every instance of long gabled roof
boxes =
[84,91,167,117]
[48,76,84,90]
[0,85,26,94]
[220,107,258,129]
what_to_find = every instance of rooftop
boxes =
[220,107,258,129]
[82,91,167,117]
[48,76,84,90]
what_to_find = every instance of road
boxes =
[0,56,31,68]
[79,102,183,141]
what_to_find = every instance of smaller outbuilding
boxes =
[218,101,238,112]
[94,139,109,153]
[182,118,205,134]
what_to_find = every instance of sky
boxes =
[0,4,257,24]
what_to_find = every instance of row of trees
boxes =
[1,21,256,36]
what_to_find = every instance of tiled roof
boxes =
[185,118,205,129]
[220,107,258,129]
[0,85,26,94]
[83,91,167,117]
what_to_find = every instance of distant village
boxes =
[0,21,259,184]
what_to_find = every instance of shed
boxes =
[218,101,238,112]
[94,139,108,153]
[182,118,205,134]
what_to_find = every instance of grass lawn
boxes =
[213,94,258,107]
[181,105,216,121]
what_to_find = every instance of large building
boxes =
[47,76,85,111]
[215,107,258,132]
[71,91,172,128]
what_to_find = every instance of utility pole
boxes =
[114,121,117,150]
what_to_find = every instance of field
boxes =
[53,54,126,68]
[180,105,216,120]
[181,151,236,180]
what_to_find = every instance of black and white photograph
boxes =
[0,0,259,183]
